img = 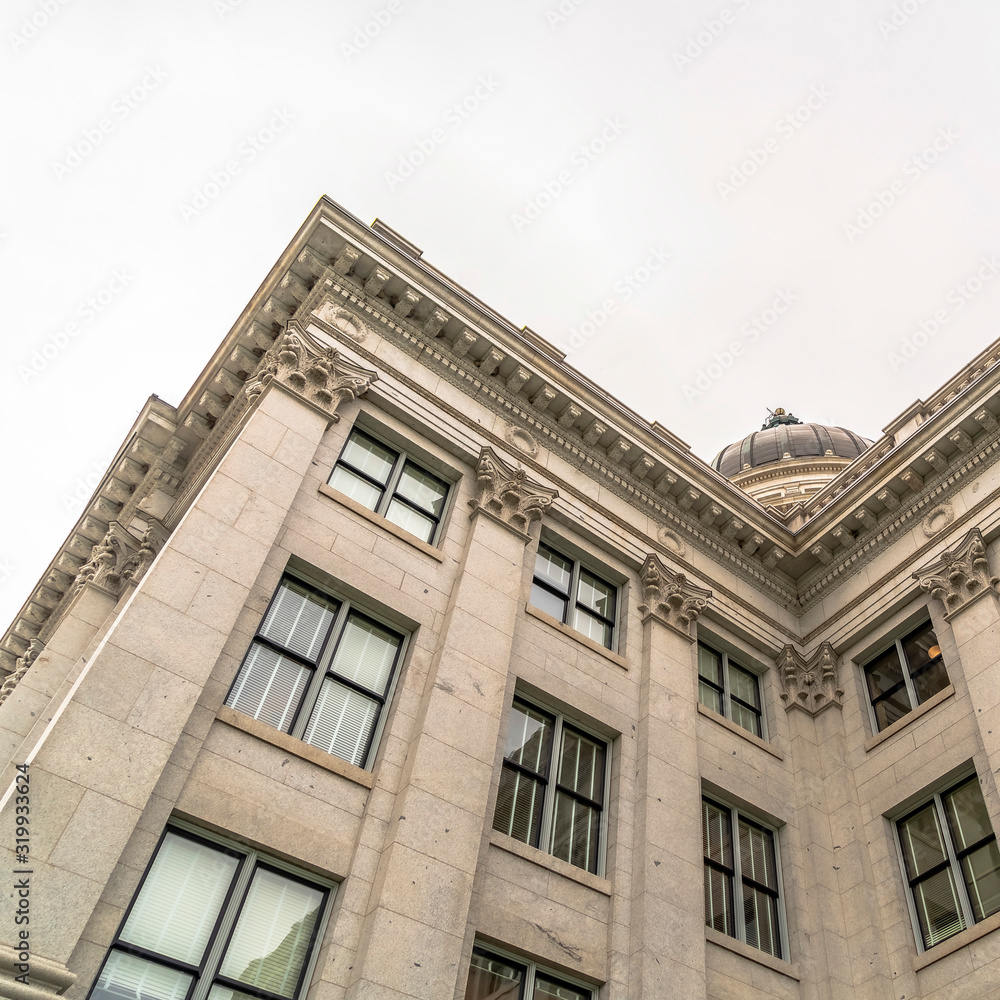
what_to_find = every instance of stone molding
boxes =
[776,642,843,715]
[636,553,712,638]
[468,447,557,535]
[914,526,1000,615]
[244,323,377,421]
[0,639,44,707]
[0,944,76,1000]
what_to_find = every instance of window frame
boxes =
[328,426,451,545]
[88,820,335,1000]
[465,942,595,1000]
[492,694,612,877]
[530,541,619,651]
[862,619,947,734]
[697,640,766,740]
[225,573,408,770]
[893,772,1000,952]
[703,795,787,960]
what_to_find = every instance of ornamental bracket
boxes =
[468,447,557,535]
[913,527,1000,617]
[777,642,842,716]
[637,553,711,639]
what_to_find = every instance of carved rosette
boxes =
[777,642,842,715]
[468,447,557,534]
[244,323,377,420]
[72,522,165,599]
[636,553,711,637]
[0,639,44,707]
[914,527,1000,615]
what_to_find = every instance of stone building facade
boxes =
[2,196,1000,1000]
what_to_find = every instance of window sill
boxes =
[912,907,1000,970]
[864,684,955,752]
[697,703,783,760]
[705,926,799,980]
[524,604,628,670]
[317,483,445,562]
[216,705,376,788]
[488,829,612,896]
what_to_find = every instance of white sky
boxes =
[3,0,1000,632]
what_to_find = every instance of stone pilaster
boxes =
[346,449,556,999]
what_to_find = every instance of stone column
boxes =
[628,554,711,1000]
[346,449,556,1000]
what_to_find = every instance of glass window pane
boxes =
[218,868,323,998]
[465,951,523,1000]
[698,645,723,686]
[731,700,762,738]
[573,608,612,648]
[577,570,615,620]
[873,688,912,732]
[534,547,572,595]
[902,623,941,676]
[558,728,605,802]
[729,664,761,711]
[260,581,338,662]
[531,583,568,623]
[122,832,239,963]
[699,679,723,714]
[92,953,193,1000]
[900,804,948,878]
[865,647,905,701]
[704,863,733,935]
[395,463,447,517]
[533,975,590,1000]
[329,466,383,510]
[945,778,994,853]
[302,679,379,766]
[742,882,781,957]
[550,791,600,873]
[703,801,733,868]
[331,614,400,695]
[340,433,396,484]
[493,765,544,847]
[960,840,1000,922]
[226,645,310,733]
[385,499,436,542]
[505,702,553,774]
[912,867,966,947]
[911,657,950,705]
[739,819,778,892]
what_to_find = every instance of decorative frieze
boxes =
[776,642,842,715]
[469,448,558,534]
[636,554,711,637]
[914,527,1000,614]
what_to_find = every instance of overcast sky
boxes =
[3,0,1000,632]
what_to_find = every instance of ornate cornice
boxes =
[914,526,1000,616]
[636,553,712,638]
[776,642,842,715]
[468,448,557,535]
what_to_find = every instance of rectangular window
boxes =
[896,774,1000,950]
[530,543,617,649]
[864,620,948,732]
[329,428,449,543]
[225,575,405,768]
[89,825,333,1000]
[703,797,784,958]
[465,945,593,999]
[698,642,764,738]
[492,697,608,875]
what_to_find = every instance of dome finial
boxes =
[762,407,802,431]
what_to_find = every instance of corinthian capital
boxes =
[914,527,1000,615]
[777,642,842,716]
[468,447,557,535]
[637,553,711,637]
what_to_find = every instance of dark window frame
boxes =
[466,943,595,999]
[697,641,765,739]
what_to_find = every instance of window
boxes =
[896,774,1000,950]
[225,575,405,768]
[698,642,764,738]
[465,945,593,1000]
[863,620,948,732]
[89,825,332,1000]
[329,428,448,543]
[530,543,617,649]
[492,697,608,875]
[703,797,784,958]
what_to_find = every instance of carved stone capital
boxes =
[0,638,44,706]
[914,527,1000,615]
[468,448,557,535]
[777,642,843,715]
[72,521,165,599]
[636,554,711,637]
[244,324,377,420]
